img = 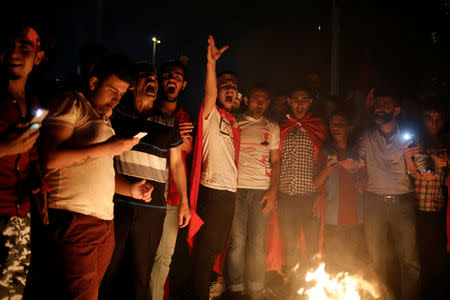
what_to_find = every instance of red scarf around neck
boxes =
[187,105,240,253]
[280,112,327,159]
[265,112,327,270]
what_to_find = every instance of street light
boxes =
[152,36,161,65]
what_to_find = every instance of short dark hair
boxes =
[88,54,134,85]
[0,23,42,53]
[290,87,311,97]
[158,59,187,81]
[217,70,237,80]
[247,83,270,99]
[373,87,400,107]
[132,62,156,79]
[329,107,355,126]
[422,97,447,116]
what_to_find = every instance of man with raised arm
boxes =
[187,36,240,300]
[40,55,153,300]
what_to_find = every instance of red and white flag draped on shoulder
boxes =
[187,104,240,273]
[265,112,328,269]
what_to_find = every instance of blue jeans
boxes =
[227,188,269,293]
[363,192,420,300]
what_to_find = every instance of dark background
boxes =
[3,0,449,115]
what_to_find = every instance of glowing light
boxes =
[152,37,157,42]
[297,263,380,300]
[402,133,412,141]
[36,109,43,118]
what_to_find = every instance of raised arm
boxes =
[203,35,229,119]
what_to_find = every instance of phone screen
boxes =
[30,108,49,124]
[328,154,338,165]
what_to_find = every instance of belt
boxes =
[366,191,414,204]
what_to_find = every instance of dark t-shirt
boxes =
[111,103,182,208]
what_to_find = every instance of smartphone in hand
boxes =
[134,132,148,139]
[327,154,338,165]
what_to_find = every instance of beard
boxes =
[373,111,394,125]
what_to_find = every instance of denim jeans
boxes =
[150,204,180,300]
[227,188,269,293]
[363,192,420,300]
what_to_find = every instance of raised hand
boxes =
[402,142,420,159]
[207,35,229,64]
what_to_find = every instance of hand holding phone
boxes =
[327,154,338,166]
[134,132,148,139]
[26,108,49,131]
[30,108,49,124]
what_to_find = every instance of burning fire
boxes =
[297,263,380,300]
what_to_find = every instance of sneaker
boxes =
[209,281,227,299]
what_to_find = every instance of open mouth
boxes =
[167,86,176,94]
[145,85,155,93]
[225,95,233,103]
[144,82,156,96]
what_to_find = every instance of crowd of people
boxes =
[0,24,449,300]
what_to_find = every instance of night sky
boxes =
[4,0,449,114]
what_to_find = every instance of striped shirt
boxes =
[111,104,182,208]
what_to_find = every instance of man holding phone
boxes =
[100,62,189,300]
[0,24,45,298]
[358,89,433,300]
[39,55,154,299]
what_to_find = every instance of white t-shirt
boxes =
[237,114,280,189]
[44,92,116,220]
[200,106,238,192]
